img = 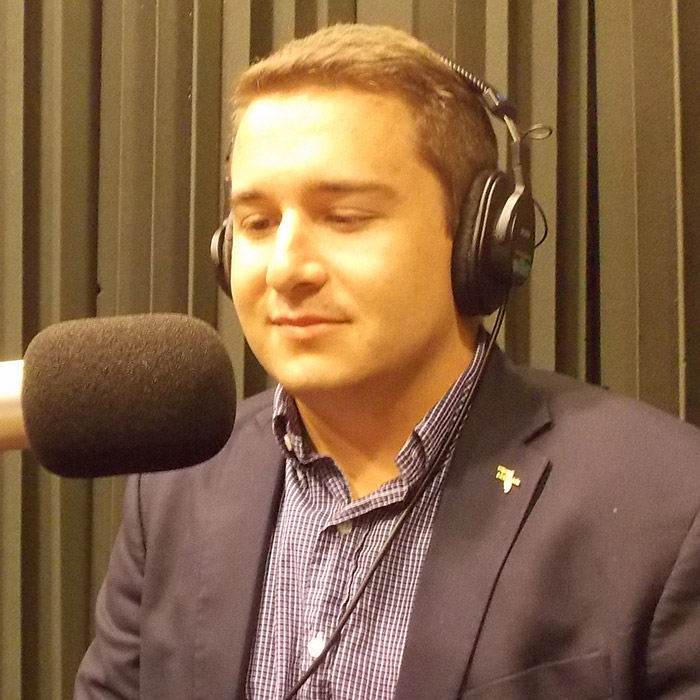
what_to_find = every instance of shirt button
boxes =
[308,634,326,658]
[336,521,353,536]
[283,433,293,452]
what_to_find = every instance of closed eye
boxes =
[323,209,376,231]
[236,213,280,235]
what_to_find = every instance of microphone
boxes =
[0,313,236,478]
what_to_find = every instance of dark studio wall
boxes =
[0,2,697,697]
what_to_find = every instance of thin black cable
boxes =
[534,198,549,249]
[283,301,509,699]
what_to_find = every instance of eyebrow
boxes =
[230,179,398,206]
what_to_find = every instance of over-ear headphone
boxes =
[211,62,543,316]
[445,60,540,316]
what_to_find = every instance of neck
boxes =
[293,322,479,499]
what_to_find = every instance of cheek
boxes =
[366,235,454,303]
[230,242,267,309]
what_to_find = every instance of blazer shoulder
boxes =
[234,388,276,426]
[134,388,278,499]
[509,364,700,488]
[519,364,699,436]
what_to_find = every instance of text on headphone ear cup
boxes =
[492,184,535,288]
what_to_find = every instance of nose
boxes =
[265,210,327,295]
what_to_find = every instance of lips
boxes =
[270,315,340,327]
[269,314,345,340]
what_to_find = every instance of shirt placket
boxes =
[300,508,370,699]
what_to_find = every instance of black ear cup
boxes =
[451,169,535,316]
[211,216,233,299]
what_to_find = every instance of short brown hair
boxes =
[232,24,498,234]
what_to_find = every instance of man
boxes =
[75,24,700,700]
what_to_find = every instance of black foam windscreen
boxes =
[21,314,237,478]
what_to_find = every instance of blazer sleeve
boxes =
[646,505,700,699]
[73,475,144,700]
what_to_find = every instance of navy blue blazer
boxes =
[74,349,700,699]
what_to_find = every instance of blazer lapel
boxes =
[395,350,552,700]
[193,396,284,700]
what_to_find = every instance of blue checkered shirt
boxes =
[246,337,486,700]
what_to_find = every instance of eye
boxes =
[236,213,279,235]
[324,209,375,230]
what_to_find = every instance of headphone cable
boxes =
[282,299,509,699]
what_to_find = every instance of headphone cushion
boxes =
[223,217,233,285]
[210,217,234,299]
[452,169,509,316]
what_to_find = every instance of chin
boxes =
[274,374,341,397]
[259,350,354,392]
[270,366,362,399]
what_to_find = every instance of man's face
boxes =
[229,88,474,403]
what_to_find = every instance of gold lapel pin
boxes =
[496,465,521,494]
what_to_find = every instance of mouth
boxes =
[271,315,339,326]
[269,315,345,339]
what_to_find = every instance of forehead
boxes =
[233,84,416,136]
[230,88,420,180]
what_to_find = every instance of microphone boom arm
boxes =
[0,360,28,451]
